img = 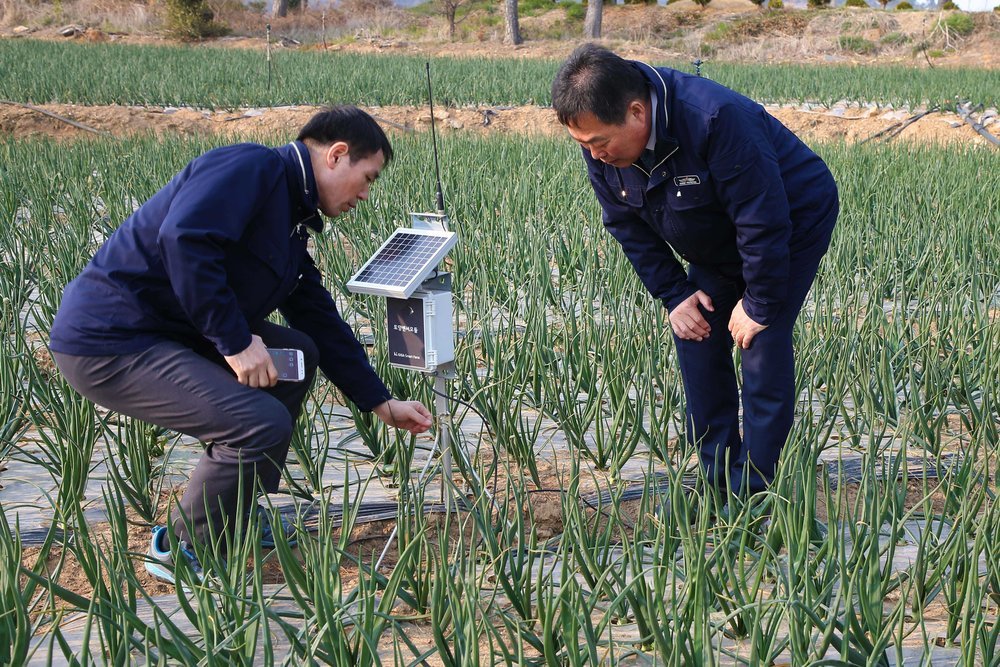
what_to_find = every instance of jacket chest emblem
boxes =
[674,175,701,187]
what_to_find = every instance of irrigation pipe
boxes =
[793,110,873,120]
[574,453,961,509]
[306,431,959,561]
[0,100,108,136]
[369,114,414,133]
[217,109,412,133]
[11,452,962,546]
[957,103,1000,147]
[861,107,939,145]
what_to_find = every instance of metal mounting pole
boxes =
[375,360,455,573]
[434,362,455,506]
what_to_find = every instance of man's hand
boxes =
[668,290,714,341]
[225,335,278,388]
[728,299,768,350]
[373,399,433,434]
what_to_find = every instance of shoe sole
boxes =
[144,560,177,585]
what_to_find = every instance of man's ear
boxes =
[627,99,647,123]
[325,141,350,168]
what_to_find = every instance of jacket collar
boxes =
[276,141,323,233]
[629,60,678,162]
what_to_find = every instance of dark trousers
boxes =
[53,321,319,547]
[674,228,833,496]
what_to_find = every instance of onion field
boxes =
[1,39,998,110]
[1,126,998,664]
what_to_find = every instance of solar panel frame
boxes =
[346,228,457,299]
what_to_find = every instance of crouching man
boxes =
[50,106,432,582]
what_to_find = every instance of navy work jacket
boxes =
[586,61,839,326]
[50,142,390,411]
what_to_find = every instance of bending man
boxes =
[552,45,838,497]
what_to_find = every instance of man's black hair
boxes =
[297,105,394,164]
[551,43,648,127]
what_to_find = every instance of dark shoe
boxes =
[716,500,772,534]
[258,505,297,549]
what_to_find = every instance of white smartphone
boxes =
[267,348,305,382]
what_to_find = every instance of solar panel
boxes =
[346,228,457,299]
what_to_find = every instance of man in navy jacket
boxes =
[552,44,838,497]
[50,107,431,579]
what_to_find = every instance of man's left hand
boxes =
[373,399,433,434]
[728,299,768,350]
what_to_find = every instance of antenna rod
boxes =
[425,62,446,216]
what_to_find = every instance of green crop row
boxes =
[1,39,998,110]
[2,132,999,663]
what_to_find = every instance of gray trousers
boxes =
[52,321,319,548]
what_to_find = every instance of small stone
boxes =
[12,25,30,34]
[417,112,449,124]
[58,24,84,37]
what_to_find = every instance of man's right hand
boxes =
[668,290,714,341]
[373,399,433,434]
[225,334,278,388]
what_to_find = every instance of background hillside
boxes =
[1,0,998,69]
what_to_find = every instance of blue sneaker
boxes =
[145,525,203,585]
[259,506,297,549]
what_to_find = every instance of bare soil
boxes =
[0,99,994,147]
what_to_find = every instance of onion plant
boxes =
[102,416,166,525]
[0,511,35,666]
